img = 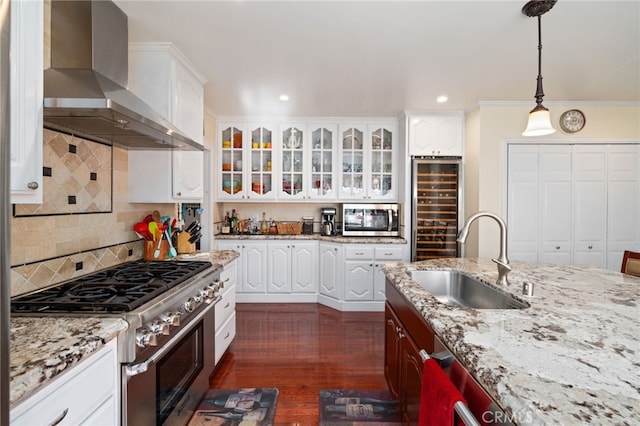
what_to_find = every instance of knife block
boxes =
[144,240,169,260]
[177,232,195,254]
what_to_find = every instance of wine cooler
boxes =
[412,158,462,261]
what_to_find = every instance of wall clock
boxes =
[559,109,586,133]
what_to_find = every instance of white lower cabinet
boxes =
[217,239,406,310]
[318,242,343,303]
[11,339,119,426]
[217,240,317,302]
[344,245,404,309]
[215,260,237,364]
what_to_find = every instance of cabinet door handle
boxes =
[27,181,39,190]
[48,408,69,426]
[555,246,560,250]
[588,245,593,249]
[176,191,182,197]
[224,302,230,308]
[224,331,230,339]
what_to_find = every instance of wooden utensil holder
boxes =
[144,240,169,260]
[177,232,196,254]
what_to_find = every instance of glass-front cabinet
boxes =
[309,126,336,199]
[339,123,396,200]
[279,125,305,199]
[218,119,397,202]
[218,123,275,200]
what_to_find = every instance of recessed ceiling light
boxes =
[279,94,290,101]
[436,95,448,103]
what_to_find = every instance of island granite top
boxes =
[382,258,640,425]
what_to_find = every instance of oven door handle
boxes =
[125,295,221,377]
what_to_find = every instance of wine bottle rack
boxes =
[413,162,460,261]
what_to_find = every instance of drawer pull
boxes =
[49,408,69,426]
[355,252,365,255]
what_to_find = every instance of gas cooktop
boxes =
[11,260,213,314]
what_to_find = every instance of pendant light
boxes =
[522,0,557,136]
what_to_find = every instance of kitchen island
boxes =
[383,258,640,424]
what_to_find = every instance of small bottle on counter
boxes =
[269,218,278,234]
[261,212,268,234]
[222,211,230,234]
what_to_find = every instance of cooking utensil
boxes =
[148,221,158,241]
[151,210,161,223]
[153,232,164,259]
[143,214,153,223]
[165,230,177,258]
[133,222,153,239]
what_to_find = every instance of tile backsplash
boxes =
[10,129,175,297]
[14,129,113,216]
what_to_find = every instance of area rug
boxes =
[319,390,401,425]
[188,388,278,426]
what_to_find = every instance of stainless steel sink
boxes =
[408,270,529,309]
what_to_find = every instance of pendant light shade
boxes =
[522,0,557,137]
[523,105,555,136]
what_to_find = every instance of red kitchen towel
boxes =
[418,358,467,426]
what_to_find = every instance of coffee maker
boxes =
[321,207,337,236]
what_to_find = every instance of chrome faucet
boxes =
[457,211,512,286]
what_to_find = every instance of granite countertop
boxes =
[9,317,128,406]
[215,233,408,244]
[9,250,239,408]
[383,258,640,424]
[176,248,241,265]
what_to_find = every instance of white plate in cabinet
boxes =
[215,311,236,364]
[11,339,118,426]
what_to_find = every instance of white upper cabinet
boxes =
[216,118,397,202]
[127,43,205,202]
[128,42,206,144]
[217,122,277,201]
[407,112,464,157]
[128,150,204,202]
[10,0,43,204]
[338,122,397,201]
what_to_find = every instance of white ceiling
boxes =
[114,0,640,118]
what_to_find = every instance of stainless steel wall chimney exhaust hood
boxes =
[43,0,204,151]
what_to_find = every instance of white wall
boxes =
[467,102,640,259]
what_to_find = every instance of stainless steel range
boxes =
[11,259,223,426]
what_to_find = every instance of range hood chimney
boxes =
[43,0,204,151]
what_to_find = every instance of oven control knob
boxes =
[149,321,170,336]
[183,297,196,313]
[160,311,181,327]
[201,287,215,300]
[136,328,157,348]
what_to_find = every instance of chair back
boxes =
[621,250,640,277]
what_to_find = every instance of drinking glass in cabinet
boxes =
[312,153,320,172]
[283,127,303,149]
[283,153,291,171]
[293,152,303,172]
[323,152,332,172]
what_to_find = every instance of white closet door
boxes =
[539,146,572,264]
[607,145,640,269]
[507,145,540,261]
[572,146,606,268]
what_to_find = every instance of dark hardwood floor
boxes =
[209,303,389,424]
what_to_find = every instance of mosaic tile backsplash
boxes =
[14,129,112,216]
[11,130,176,297]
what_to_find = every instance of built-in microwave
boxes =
[341,203,400,237]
